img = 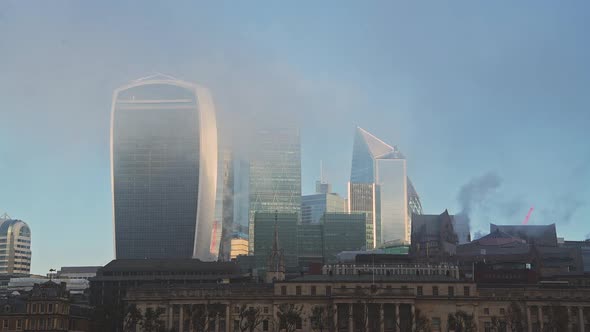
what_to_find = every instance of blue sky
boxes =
[0,1,589,274]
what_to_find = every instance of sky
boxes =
[0,1,589,275]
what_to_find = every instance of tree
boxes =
[277,303,303,332]
[505,301,527,332]
[140,307,166,332]
[188,304,209,332]
[238,305,264,332]
[123,304,143,332]
[394,307,431,332]
[310,305,335,332]
[447,310,477,332]
[542,304,569,332]
[490,316,507,332]
[412,308,431,332]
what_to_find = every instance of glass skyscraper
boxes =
[349,127,421,247]
[111,74,218,260]
[248,128,301,253]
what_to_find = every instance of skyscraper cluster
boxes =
[110,74,427,263]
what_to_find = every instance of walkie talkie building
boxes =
[111,74,218,261]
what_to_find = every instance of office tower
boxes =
[297,222,324,266]
[347,182,377,249]
[349,127,419,247]
[0,216,31,275]
[111,74,218,260]
[253,212,298,269]
[233,158,250,230]
[214,149,235,261]
[301,192,345,224]
[315,181,332,194]
[230,233,249,260]
[248,128,301,253]
[321,213,366,264]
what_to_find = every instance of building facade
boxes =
[347,182,377,249]
[111,74,218,261]
[253,213,299,270]
[321,213,367,264]
[301,193,345,224]
[248,128,301,254]
[349,127,419,248]
[0,219,31,275]
[230,234,249,260]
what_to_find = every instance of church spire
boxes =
[266,210,285,282]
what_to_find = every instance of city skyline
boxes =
[1,1,589,274]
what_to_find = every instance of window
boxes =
[464,286,470,296]
[16,319,22,330]
[448,286,454,297]
[281,286,287,295]
[32,304,37,313]
[263,320,269,331]
[234,306,240,314]
[484,308,490,315]
[417,286,423,296]
[234,320,240,331]
[48,303,53,313]
[485,322,492,332]
[431,317,441,332]
[432,286,439,296]
[326,286,332,296]
[263,307,269,314]
[500,308,505,315]
[296,286,301,295]
[311,286,316,296]
[3,320,8,328]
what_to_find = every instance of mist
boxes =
[1,1,590,274]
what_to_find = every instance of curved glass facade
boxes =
[111,76,217,260]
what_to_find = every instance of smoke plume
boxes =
[457,171,503,217]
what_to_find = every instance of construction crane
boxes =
[522,206,534,225]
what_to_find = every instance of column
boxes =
[364,304,369,332]
[215,314,220,332]
[225,304,231,332]
[395,304,400,332]
[411,304,416,332]
[179,305,184,332]
[526,306,532,332]
[538,306,544,331]
[579,306,585,332]
[348,304,353,332]
[168,304,173,331]
[568,306,573,332]
[379,304,385,332]
[333,304,338,332]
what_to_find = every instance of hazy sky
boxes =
[1,1,589,274]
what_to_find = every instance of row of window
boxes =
[278,285,472,297]
[29,303,67,315]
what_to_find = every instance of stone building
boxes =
[122,274,590,332]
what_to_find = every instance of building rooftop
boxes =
[286,274,461,283]
[58,266,102,274]
[490,223,558,247]
[99,259,240,274]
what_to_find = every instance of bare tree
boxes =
[505,301,527,332]
[542,304,569,332]
[310,305,335,332]
[447,310,477,332]
[489,316,507,332]
[123,304,143,332]
[140,307,166,332]
[394,307,430,332]
[238,305,265,332]
[276,303,303,332]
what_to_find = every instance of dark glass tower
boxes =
[111,74,218,260]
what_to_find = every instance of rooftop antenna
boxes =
[320,160,324,183]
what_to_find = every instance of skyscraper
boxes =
[301,192,345,224]
[248,128,301,253]
[349,127,421,247]
[111,74,218,260]
[0,215,31,275]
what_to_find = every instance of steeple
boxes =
[266,211,285,282]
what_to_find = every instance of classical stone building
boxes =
[123,274,590,332]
